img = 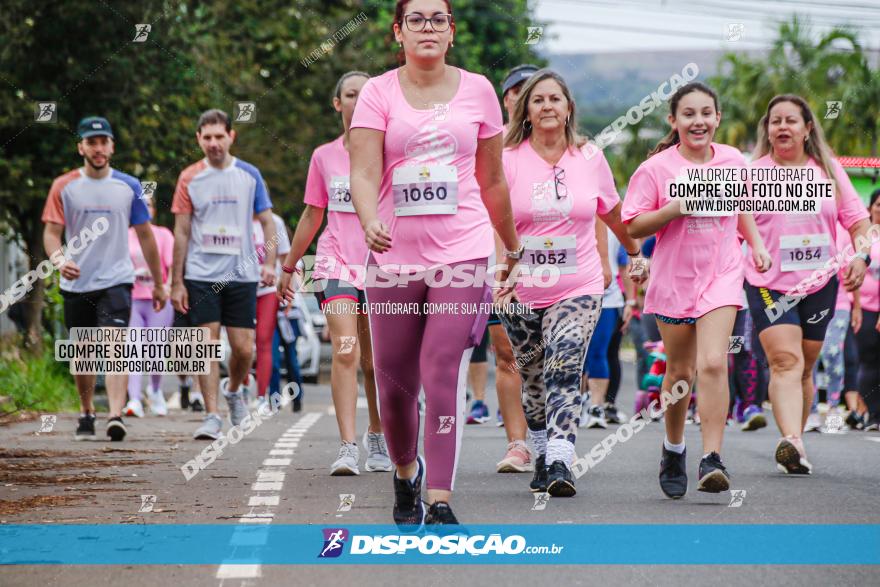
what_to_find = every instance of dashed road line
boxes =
[216,411,322,584]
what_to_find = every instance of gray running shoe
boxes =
[363,431,393,472]
[222,382,248,427]
[193,413,223,440]
[330,442,360,476]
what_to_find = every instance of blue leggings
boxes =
[584,307,620,378]
[270,319,304,397]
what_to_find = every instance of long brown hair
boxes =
[755,94,837,183]
[504,69,585,151]
[392,0,454,66]
[648,82,719,157]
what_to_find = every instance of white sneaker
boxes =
[123,399,144,418]
[330,442,360,476]
[586,405,608,429]
[147,386,168,416]
[804,413,823,433]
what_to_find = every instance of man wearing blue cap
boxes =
[42,116,167,441]
[501,64,539,134]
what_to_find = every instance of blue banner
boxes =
[1,524,878,565]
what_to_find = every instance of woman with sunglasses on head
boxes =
[622,82,772,498]
[349,0,520,527]
[278,71,393,477]
[744,95,871,472]
[498,69,646,497]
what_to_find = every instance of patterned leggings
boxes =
[500,295,602,465]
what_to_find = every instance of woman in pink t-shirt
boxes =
[855,189,880,429]
[621,82,771,498]
[743,95,872,474]
[498,69,646,498]
[348,0,521,528]
[125,197,174,418]
[277,71,392,477]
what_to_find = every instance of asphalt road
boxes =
[1,359,878,586]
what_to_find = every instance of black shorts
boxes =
[315,279,366,308]
[61,284,132,330]
[470,327,490,363]
[745,277,838,342]
[175,279,257,329]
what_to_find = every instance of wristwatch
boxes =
[504,243,525,260]
[855,251,871,267]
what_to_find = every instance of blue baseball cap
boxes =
[502,64,539,96]
[77,116,114,139]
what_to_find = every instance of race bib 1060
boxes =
[392,165,458,216]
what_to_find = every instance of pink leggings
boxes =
[366,257,489,491]
[127,298,174,400]
[255,293,279,397]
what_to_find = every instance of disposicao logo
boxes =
[318,528,349,558]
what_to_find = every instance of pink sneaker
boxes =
[496,440,533,473]
[775,436,812,475]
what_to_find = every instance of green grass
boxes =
[0,339,79,414]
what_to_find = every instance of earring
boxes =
[565,115,570,125]
[523,119,532,131]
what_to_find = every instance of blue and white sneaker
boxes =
[466,400,490,424]
[741,405,767,432]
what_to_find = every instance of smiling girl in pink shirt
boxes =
[621,82,771,499]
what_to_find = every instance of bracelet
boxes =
[281,265,296,274]
[625,299,637,307]
[626,249,641,257]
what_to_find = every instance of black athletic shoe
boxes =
[845,411,864,430]
[659,446,688,499]
[697,452,730,493]
[190,398,204,412]
[604,403,623,425]
[393,456,425,530]
[180,379,191,410]
[425,501,460,525]
[75,414,96,441]
[546,460,576,497]
[292,396,302,412]
[530,454,548,493]
[106,417,127,442]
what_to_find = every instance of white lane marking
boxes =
[217,564,261,579]
[251,481,283,491]
[217,411,322,583]
[867,437,880,443]
[249,496,280,507]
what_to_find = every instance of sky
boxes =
[533,0,880,54]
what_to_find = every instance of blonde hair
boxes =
[755,94,838,183]
[504,69,585,151]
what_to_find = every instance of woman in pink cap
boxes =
[622,82,771,499]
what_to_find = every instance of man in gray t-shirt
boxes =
[42,116,166,442]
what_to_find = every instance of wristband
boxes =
[855,252,871,267]
[281,265,296,274]
[625,299,637,307]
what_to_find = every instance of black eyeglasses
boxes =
[553,165,567,200]
[403,13,453,32]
